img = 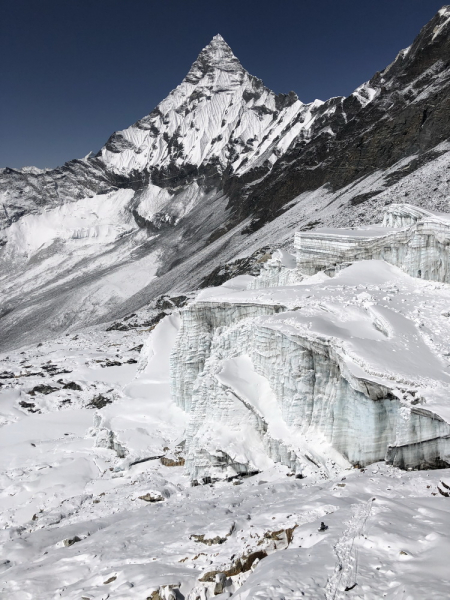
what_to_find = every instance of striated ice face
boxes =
[294,203,450,282]
[170,209,450,479]
[248,249,303,289]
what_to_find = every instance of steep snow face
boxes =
[100,35,323,176]
[134,180,209,228]
[0,186,164,347]
[4,189,136,258]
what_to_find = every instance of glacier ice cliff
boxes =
[169,206,450,479]
[295,203,450,283]
[248,249,302,289]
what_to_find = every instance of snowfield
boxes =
[3,9,450,598]
[2,213,450,598]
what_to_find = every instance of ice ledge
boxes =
[169,260,450,478]
[294,203,450,280]
[166,203,450,478]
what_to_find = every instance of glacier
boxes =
[2,7,450,599]
[1,285,450,600]
[2,205,450,598]
[295,203,450,282]
[170,205,450,482]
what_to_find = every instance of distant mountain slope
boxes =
[0,35,340,233]
[1,8,450,350]
[235,5,450,232]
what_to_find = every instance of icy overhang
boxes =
[194,260,450,423]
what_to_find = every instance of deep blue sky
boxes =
[1,0,446,169]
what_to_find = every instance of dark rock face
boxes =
[229,8,450,230]
[0,371,15,379]
[19,400,40,413]
[62,381,82,391]
[184,33,244,85]
[106,322,130,332]
[198,246,271,288]
[63,536,81,547]
[87,394,112,409]
[28,384,58,396]
[138,493,164,503]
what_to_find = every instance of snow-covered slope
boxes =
[1,288,450,599]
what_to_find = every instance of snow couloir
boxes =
[168,204,450,480]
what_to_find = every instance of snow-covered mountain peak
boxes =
[99,34,312,176]
[185,34,244,85]
[433,5,450,40]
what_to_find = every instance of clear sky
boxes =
[1,0,446,169]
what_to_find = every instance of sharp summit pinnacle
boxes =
[185,33,243,84]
